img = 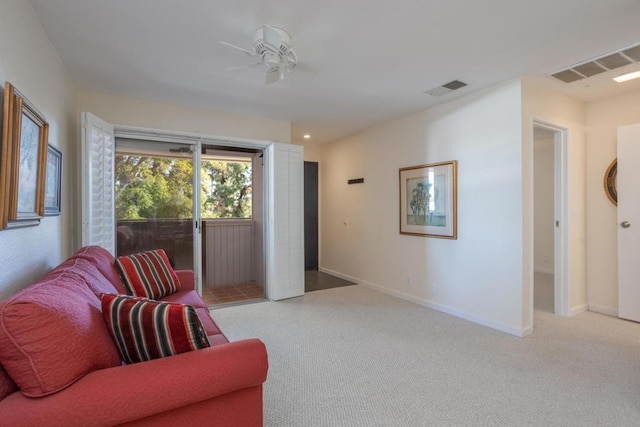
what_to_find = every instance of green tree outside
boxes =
[115,155,252,220]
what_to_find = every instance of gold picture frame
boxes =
[399,161,457,239]
[0,82,49,230]
[604,158,617,206]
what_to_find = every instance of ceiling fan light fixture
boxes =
[613,70,640,83]
[220,24,315,85]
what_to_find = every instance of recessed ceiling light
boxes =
[303,134,311,139]
[613,71,640,83]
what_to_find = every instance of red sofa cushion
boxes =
[158,290,229,345]
[161,289,208,309]
[74,245,127,293]
[101,294,210,364]
[50,256,119,297]
[0,364,17,401]
[116,249,181,299]
[0,272,122,397]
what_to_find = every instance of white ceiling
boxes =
[28,0,640,144]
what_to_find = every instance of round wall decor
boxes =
[604,159,617,206]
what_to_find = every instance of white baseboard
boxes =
[588,304,618,317]
[319,267,529,337]
[570,304,588,317]
[534,267,554,274]
[520,325,534,337]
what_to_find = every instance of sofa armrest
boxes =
[0,339,267,427]
[175,269,194,291]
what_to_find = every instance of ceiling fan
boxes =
[219,25,316,85]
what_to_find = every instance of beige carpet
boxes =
[212,285,640,426]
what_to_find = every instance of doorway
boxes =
[532,122,568,317]
[199,145,265,306]
[304,161,319,271]
[533,126,555,313]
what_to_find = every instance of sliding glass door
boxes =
[83,114,305,306]
[113,138,266,305]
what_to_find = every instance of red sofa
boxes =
[0,246,268,426]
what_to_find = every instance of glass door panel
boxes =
[114,139,195,271]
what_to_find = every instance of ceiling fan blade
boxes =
[262,25,282,51]
[225,63,261,72]
[290,62,319,79]
[218,41,259,57]
[265,67,283,85]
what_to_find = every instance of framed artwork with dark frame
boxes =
[0,82,49,230]
[45,145,62,216]
[399,160,457,239]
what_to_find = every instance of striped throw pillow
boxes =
[100,294,210,364]
[115,249,180,299]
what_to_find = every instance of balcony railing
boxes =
[203,219,255,288]
[117,219,193,270]
[116,218,257,291]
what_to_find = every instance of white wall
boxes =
[521,79,587,323]
[0,0,77,299]
[586,89,640,316]
[533,134,554,273]
[320,80,526,335]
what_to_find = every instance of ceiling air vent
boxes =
[623,45,640,61]
[550,42,640,83]
[426,80,468,97]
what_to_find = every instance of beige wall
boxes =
[521,79,587,324]
[297,140,323,163]
[586,89,640,316]
[77,91,291,144]
[0,0,77,299]
[320,80,526,335]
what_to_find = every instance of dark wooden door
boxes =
[304,161,319,271]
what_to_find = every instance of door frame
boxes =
[529,119,570,321]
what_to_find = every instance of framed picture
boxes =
[0,82,49,230]
[45,145,62,216]
[399,160,457,239]
[603,158,617,206]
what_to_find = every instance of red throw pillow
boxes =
[100,294,210,364]
[115,249,180,299]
